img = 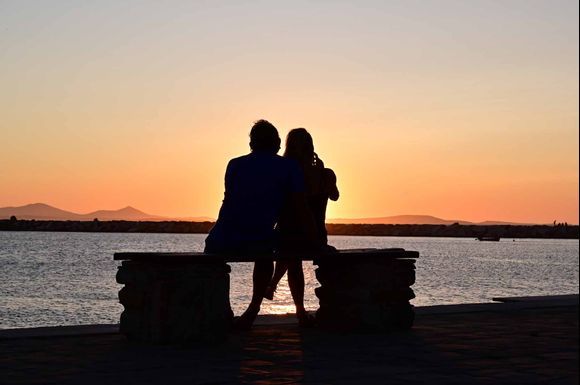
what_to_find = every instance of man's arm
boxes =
[223,159,235,194]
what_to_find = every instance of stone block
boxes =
[120,309,148,341]
[117,262,232,344]
[118,285,145,308]
[314,254,417,332]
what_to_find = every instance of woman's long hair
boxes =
[284,128,314,169]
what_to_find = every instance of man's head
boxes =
[249,119,281,153]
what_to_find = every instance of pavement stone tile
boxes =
[0,305,578,385]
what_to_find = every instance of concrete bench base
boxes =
[114,248,419,342]
[314,258,416,331]
[117,261,232,343]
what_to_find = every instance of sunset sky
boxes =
[1,1,578,224]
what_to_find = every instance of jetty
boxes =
[1,219,579,239]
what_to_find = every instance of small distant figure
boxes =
[264,128,339,326]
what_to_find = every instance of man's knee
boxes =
[255,259,273,268]
[287,259,302,270]
[254,260,274,276]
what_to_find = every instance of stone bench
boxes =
[114,248,419,343]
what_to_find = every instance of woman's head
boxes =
[284,128,314,166]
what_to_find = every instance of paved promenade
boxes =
[1,302,578,384]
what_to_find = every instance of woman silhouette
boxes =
[265,128,339,326]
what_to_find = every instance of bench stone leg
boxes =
[117,261,232,343]
[314,258,416,331]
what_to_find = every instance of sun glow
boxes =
[0,1,578,224]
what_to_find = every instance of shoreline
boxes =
[1,219,578,239]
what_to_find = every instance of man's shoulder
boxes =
[275,156,302,175]
[231,153,296,167]
[230,153,252,163]
[270,154,298,166]
[227,153,253,169]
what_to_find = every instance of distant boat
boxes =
[477,236,500,242]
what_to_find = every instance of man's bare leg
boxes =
[235,259,273,329]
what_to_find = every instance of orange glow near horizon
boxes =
[1,2,578,224]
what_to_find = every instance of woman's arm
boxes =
[324,168,339,201]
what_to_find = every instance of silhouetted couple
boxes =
[205,120,339,330]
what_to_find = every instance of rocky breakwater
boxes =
[314,249,418,331]
[115,253,232,344]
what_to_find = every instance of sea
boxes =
[0,231,578,329]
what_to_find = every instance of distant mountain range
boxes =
[0,203,212,222]
[0,203,535,225]
[325,215,532,225]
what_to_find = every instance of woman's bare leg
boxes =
[264,261,288,300]
[287,260,315,326]
[287,260,305,314]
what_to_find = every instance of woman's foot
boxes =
[233,306,260,331]
[297,309,316,328]
[263,285,276,301]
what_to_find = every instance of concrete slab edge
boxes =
[1,294,577,340]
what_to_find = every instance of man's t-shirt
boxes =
[205,151,305,253]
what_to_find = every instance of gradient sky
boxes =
[1,0,578,223]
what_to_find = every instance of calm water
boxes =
[0,231,578,329]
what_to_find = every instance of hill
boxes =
[0,203,84,220]
[82,206,163,221]
[0,203,210,222]
[0,203,546,225]
[327,215,472,225]
[326,215,536,226]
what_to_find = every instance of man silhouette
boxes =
[205,119,314,329]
